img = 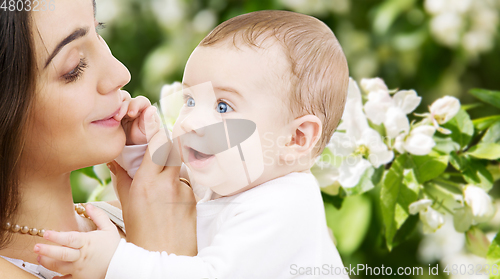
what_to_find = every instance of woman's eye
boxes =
[63,58,87,83]
[186,97,195,107]
[216,101,233,113]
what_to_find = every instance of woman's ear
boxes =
[280,115,322,163]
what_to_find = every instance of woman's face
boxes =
[24,0,131,173]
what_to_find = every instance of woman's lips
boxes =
[91,117,120,127]
[91,108,121,128]
[186,146,215,170]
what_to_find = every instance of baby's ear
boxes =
[280,115,322,163]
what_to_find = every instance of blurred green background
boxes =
[71,0,500,278]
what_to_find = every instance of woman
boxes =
[0,1,196,278]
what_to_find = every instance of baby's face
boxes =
[171,41,293,196]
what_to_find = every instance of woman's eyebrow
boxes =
[44,27,89,69]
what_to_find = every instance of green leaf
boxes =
[325,195,371,255]
[87,184,108,202]
[392,214,419,247]
[78,166,101,183]
[380,154,420,250]
[450,151,467,171]
[442,109,474,149]
[321,192,344,210]
[464,161,494,191]
[433,136,460,154]
[487,164,500,182]
[424,183,463,213]
[410,152,449,184]
[70,172,90,203]
[481,121,500,144]
[487,232,500,278]
[343,167,375,196]
[461,103,483,111]
[468,143,500,160]
[470,88,500,110]
[372,0,416,35]
[450,152,493,191]
[462,158,493,191]
[371,165,385,187]
[319,147,343,167]
[473,116,500,131]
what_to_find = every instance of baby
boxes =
[35,10,350,279]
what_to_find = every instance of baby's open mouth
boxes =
[186,146,215,169]
[190,147,213,160]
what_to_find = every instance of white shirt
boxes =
[105,171,349,279]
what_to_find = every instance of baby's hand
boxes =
[117,90,160,145]
[34,204,121,279]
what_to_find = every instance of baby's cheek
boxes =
[171,122,183,139]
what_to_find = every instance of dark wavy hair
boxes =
[0,10,37,248]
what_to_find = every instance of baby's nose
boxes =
[180,108,222,136]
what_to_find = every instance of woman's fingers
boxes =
[42,231,84,249]
[53,275,73,279]
[34,244,80,262]
[37,255,74,275]
[109,161,132,209]
[134,126,173,178]
[85,204,117,232]
[142,106,160,142]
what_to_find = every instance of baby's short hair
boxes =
[200,10,349,156]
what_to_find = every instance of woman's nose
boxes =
[96,42,131,95]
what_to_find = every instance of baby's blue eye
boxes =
[216,101,233,113]
[186,97,195,107]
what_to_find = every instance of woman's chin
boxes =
[91,129,126,164]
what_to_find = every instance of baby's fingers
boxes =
[127,96,151,118]
[85,204,117,232]
[37,255,75,276]
[34,244,81,262]
[43,231,84,249]
[113,90,132,121]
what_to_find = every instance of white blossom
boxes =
[429,12,463,47]
[463,185,495,224]
[394,125,436,155]
[409,199,434,214]
[311,160,341,195]
[393,90,422,114]
[462,30,494,56]
[318,78,393,189]
[363,87,421,138]
[93,163,111,182]
[410,199,445,233]
[419,96,461,134]
[430,96,460,124]
[421,207,446,234]
[159,82,184,128]
[360,77,389,94]
[424,0,498,56]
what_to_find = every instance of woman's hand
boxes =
[107,127,197,256]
